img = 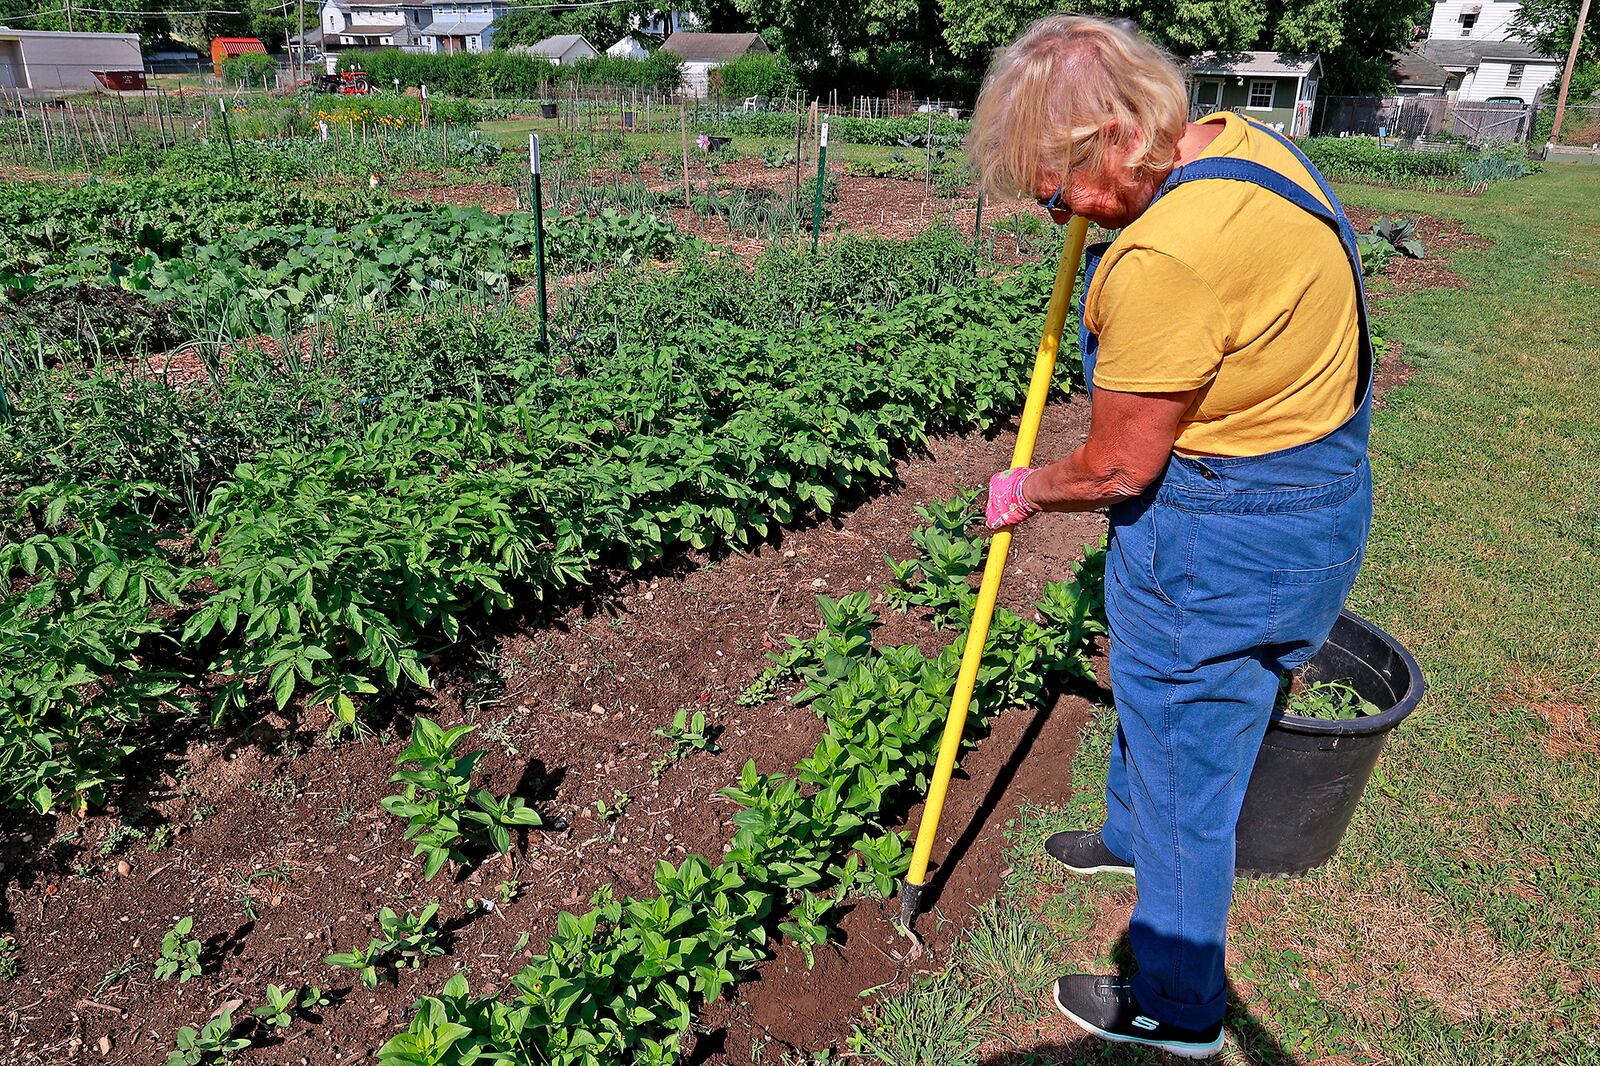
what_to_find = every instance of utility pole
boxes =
[297,0,306,83]
[1551,0,1594,143]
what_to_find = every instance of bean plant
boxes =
[380,718,542,879]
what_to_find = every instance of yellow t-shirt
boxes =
[1082,112,1361,458]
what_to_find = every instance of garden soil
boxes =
[3,396,1104,1064]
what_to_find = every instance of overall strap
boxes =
[1149,141,1374,415]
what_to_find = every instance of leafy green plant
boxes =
[166,1006,249,1065]
[1279,679,1379,721]
[655,707,719,758]
[252,983,327,1028]
[595,790,630,821]
[377,509,1106,1065]
[1372,216,1425,258]
[326,903,444,988]
[380,718,542,879]
[153,917,202,983]
[0,934,18,980]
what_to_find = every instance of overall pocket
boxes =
[1268,550,1364,667]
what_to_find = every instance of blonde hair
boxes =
[968,15,1188,199]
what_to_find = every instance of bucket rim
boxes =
[1270,609,1425,738]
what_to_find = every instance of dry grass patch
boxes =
[1234,872,1540,1027]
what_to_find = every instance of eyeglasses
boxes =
[1036,183,1068,213]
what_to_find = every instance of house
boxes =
[659,31,767,97]
[320,0,432,53]
[0,27,142,93]
[420,0,508,54]
[1186,51,1321,136]
[606,34,650,60]
[1387,49,1451,95]
[513,34,598,65]
[1417,1,1562,103]
[210,36,266,76]
[630,9,698,39]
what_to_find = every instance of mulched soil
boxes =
[1346,207,1489,301]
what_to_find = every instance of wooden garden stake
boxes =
[66,101,90,170]
[38,103,55,170]
[680,105,690,212]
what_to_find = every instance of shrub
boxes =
[220,51,276,87]
[712,52,798,100]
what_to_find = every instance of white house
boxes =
[420,0,506,54]
[659,31,767,97]
[606,34,649,60]
[1417,1,1562,103]
[0,27,142,92]
[1426,0,1524,41]
[322,0,432,51]
[513,34,597,65]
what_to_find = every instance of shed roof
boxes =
[1387,48,1449,88]
[519,33,594,57]
[213,37,266,55]
[1419,38,1556,69]
[1187,50,1319,77]
[425,16,494,35]
[659,31,767,62]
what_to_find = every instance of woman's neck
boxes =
[1172,119,1227,168]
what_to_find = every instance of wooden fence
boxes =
[1315,95,1533,143]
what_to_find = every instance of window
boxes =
[1247,80,1275,110]
[1460,12,1477,34]
[1506,62,1525,88]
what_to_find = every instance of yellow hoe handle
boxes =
[901,215,1091,922]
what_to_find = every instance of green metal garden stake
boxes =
[218,98,240,182]
[810,121,829,251]
[529,133,550,351]
[974,187,984,240]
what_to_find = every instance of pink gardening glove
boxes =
[985,467,1039,530]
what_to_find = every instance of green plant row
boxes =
[1299,136,1536,191]
[342,49,688,96]
[700,110,969,147]
[2,178,683,331]
[0,249,1068,813]
[378,503,1107,1065]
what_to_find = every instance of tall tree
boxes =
[937,0,1426,93]
[1512,0,1600,66]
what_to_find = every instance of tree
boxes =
[936,0,1427,93]
[1512,0,1600,67]
[491,2,658,52]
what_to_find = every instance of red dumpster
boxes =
[92,70,149,91]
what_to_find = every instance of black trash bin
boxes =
[540,102,558,119]
[1236,609,1424,879]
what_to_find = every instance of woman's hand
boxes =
[997,387,1198,518]
[985,467,1040,529]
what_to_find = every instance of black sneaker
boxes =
[1053,975,1223,1059]
[1044,829,1133,875]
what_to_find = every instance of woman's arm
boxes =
[1023,386,1197,512]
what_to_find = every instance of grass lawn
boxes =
[851,164,1600,1065]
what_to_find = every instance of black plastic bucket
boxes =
[1236,610,1424,879]
[706,135,732,151]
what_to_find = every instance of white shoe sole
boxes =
[1053,981,1225,1060]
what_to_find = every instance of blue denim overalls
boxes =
[1079,121,1374,1031]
